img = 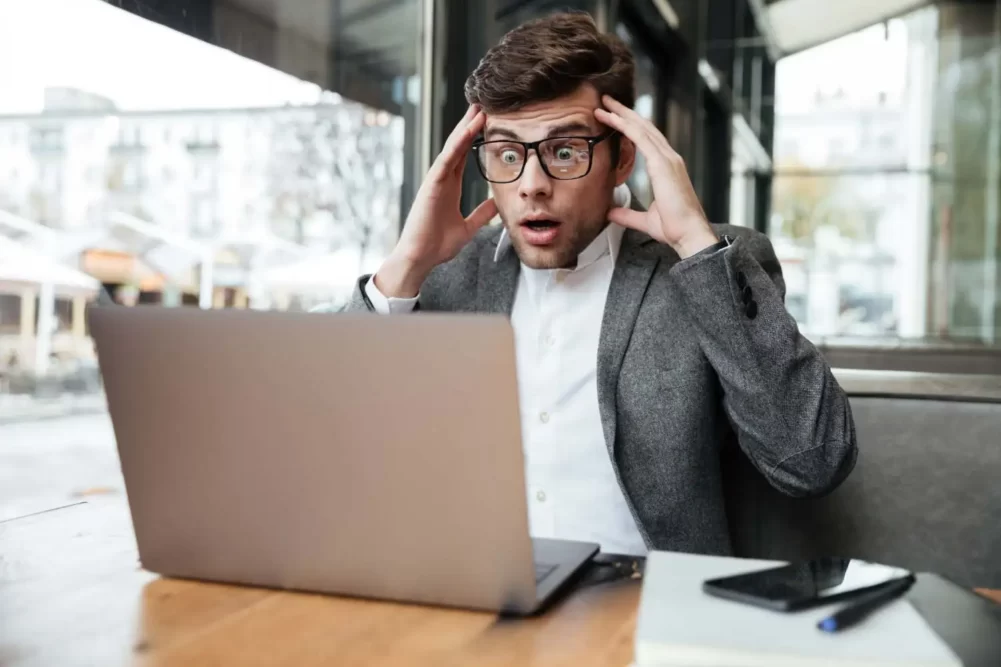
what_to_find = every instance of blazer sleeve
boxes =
[309,278,367,314]
[669,230,858,497]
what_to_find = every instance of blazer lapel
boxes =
[475,233,520,314]
[597,228,666,457]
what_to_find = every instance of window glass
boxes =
[770,4,1001,345]
[0,0,422,496]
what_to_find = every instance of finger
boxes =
[596,109,677,184]
[595,107,656,157]
[600,95,674,154]
[465,197,498,230]
[428,106,480,175]
[451,112,487,176]
[599,96,656,138]
[433,110,485,177]
[449,103,479,135]
[600,95,642,124]
[601,95,657,135]
[448,106,483,151]
[607,206,648,232]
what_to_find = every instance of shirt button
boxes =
[545,335,555,347]
[536,490,546,502]
[554,271,567,284]
[539,411,550,424]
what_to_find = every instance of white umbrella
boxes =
[0,235,101,297]
[259,248,380,297]
[0,235,102,375]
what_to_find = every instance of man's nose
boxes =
[518,153,552,200]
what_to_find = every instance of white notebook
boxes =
[634,552,961,667]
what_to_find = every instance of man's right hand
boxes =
[374,105,498,299]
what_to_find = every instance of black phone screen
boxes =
[702,558,911,611]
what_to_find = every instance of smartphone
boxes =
[702,558,912,611]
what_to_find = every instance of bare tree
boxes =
[266,99,404,267]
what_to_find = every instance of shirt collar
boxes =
[493,184,631,265]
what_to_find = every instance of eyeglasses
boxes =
[471,130,616,184]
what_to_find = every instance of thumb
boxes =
[465,197,498,230]
[608,206,647,232]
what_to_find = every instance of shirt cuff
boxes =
[690,235,732,258]
[364,275,419,314]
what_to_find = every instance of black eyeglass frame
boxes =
[470,130,617,184]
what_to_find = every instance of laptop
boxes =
[90,306,598,614]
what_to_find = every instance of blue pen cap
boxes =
[819,618,838,632]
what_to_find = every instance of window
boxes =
[40,162,61,192]
[120,124,141,146]
[3,0,415,516]
[31,127,64,151]
[191,159,216,190]
[122,161,141,188]
[0,294,22,334]
[770,5,1001,348]
[0,0,422,350]
[54,298,73,332]
[188,122,219,149]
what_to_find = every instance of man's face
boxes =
[482,85,635,269]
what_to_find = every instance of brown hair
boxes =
[464,12,636,113]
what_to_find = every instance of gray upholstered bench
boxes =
[724,369,1001,589]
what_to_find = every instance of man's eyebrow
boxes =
[484,126,521,140]
[483,120,596,141]
[544,121,593,138]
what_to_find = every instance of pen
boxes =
[817,574,917,633]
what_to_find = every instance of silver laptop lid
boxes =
[91,306,538,612]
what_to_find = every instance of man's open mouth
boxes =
[522,220,560,231]
[519,219,562,246]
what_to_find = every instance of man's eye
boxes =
[555,147,574,161]
[501,150,520,164]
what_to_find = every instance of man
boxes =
[345,13,857,557]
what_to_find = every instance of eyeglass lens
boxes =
[477,138,593,182]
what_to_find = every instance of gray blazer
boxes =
[344,222,857,555]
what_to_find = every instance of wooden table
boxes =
[1,500,998,667]
[0,501,639,666]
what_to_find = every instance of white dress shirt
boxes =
[365,186,647,556]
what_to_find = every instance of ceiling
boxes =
[227,0,419,77]
[186,0,421,112]
[762,0,930,55]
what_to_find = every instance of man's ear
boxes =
[614,136,636,187]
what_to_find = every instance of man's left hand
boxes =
[595,95,719,259]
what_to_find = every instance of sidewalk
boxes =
[0,392,108,425]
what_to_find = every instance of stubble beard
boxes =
[504,214,611,270]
